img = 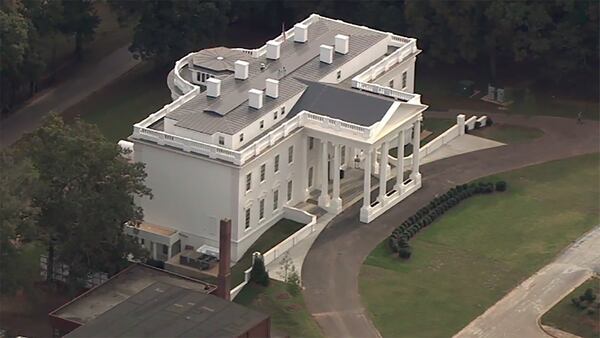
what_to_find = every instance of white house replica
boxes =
[123,14,428,263]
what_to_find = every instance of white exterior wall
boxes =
[373,56,416,93]
[133,142,240,258]
[234,130,310,259]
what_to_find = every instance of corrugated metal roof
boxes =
[166,17,388,135]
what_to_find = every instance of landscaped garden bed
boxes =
[542,277,599,338]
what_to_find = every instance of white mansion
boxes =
[124,14,428,262]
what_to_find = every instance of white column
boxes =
[300,134,309,198]
[361,148,372,210]
[411,118,422,182]
[378,141,388,204]
[371,147,378,173]
[318,139,330,207]
[331,144,342,212]
[395,129,405,192]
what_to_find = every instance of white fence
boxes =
[40,255,109,289]
[230,207,317,299]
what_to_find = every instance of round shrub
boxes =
[398,246,412,259]
[475,121,482,128]
[495,181,507,192]
[487,117,494,126]
[389,237,399,252]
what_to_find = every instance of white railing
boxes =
[230,207,317,299]
[351,37,421,103]
[173,52,196,94]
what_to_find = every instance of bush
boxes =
[495,181,507,192]
[475,121,482,128]
[389,237,399,253]
[250,254,270,287]
[398,246,412,259]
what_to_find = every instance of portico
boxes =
[303,114,423,223]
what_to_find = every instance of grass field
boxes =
[542,277,600,338]
[235,280,323,338]
[359,154,599,338]
[231,219,305,286]
[63,63,171,143]
[470,123,543,144]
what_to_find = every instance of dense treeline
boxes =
[2,1,597,112]
[0,0,98,113]
[109,0,598,86]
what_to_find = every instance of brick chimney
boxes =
[216,218,232,300]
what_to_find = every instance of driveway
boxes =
[455,226,600,338]
[302,112,599,338]
[0,46,139,148]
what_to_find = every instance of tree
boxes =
[0,151,39,294]
[250,252,269,287]
[59,0,99,59]
[110,0,230,64]
[18,115,151,289]
[0,8,29,109]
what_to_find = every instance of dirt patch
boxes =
[276,292,291,300]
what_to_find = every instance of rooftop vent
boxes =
[320,45,333,64]
[248,89,264,109]
[266,40,282,60]
[335,34,349,55]
[294,23,308,43]
[234,60,249,80]
[266,79,279,98]
[206,78,221,97]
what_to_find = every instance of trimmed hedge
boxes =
[388,181,507,258]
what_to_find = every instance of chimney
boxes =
[335,34,349,55]
[216,218,232,300]
[266,40,282,60]
[234,60,249,80]
[248,89,264,109]
[294,23,308,43]
[206,78,221,97]
[320,45,333,64]
[265,79,279,98]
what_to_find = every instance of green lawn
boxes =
[470,123,543,144]
[235,280,323,338]
[63,63,171,143]
[542,277,600,338]
[359,154,600,338]
[231,219,305,286]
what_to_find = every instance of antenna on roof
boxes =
[281,22,286,40]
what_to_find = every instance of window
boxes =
[239,133,244,142]
[336,70,341,79]
[287,180,293,201]
[245,208,251,229]
[218,136,225,145]
[246,173,252,192]
[259,198,265,220]
[402,71,407,89]
[288,146,294,164]
[273,190,279,211]
[281,106,285,115]
[260,164,266,182]
[260,120,264,129]
[140,238,145,246]
[308,167,314,187]
[309,137,314,150]
[274,155,280,173]
[162,244,169,255]
[389,79,394,88]
[273,111,278,120]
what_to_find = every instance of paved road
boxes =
[0,46,139,148]
[455,226,600,338]
[302,111,599,338]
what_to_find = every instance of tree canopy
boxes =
[6,115,152,290]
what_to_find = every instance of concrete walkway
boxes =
[0,46,140,148]
[302,111,599,338]
[422,134,504,165]
[455,226,600,338]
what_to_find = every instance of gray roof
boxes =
[289,81,396,126]
[191,47,253,73]
[166,17,388,135]
[65,282,269,338]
